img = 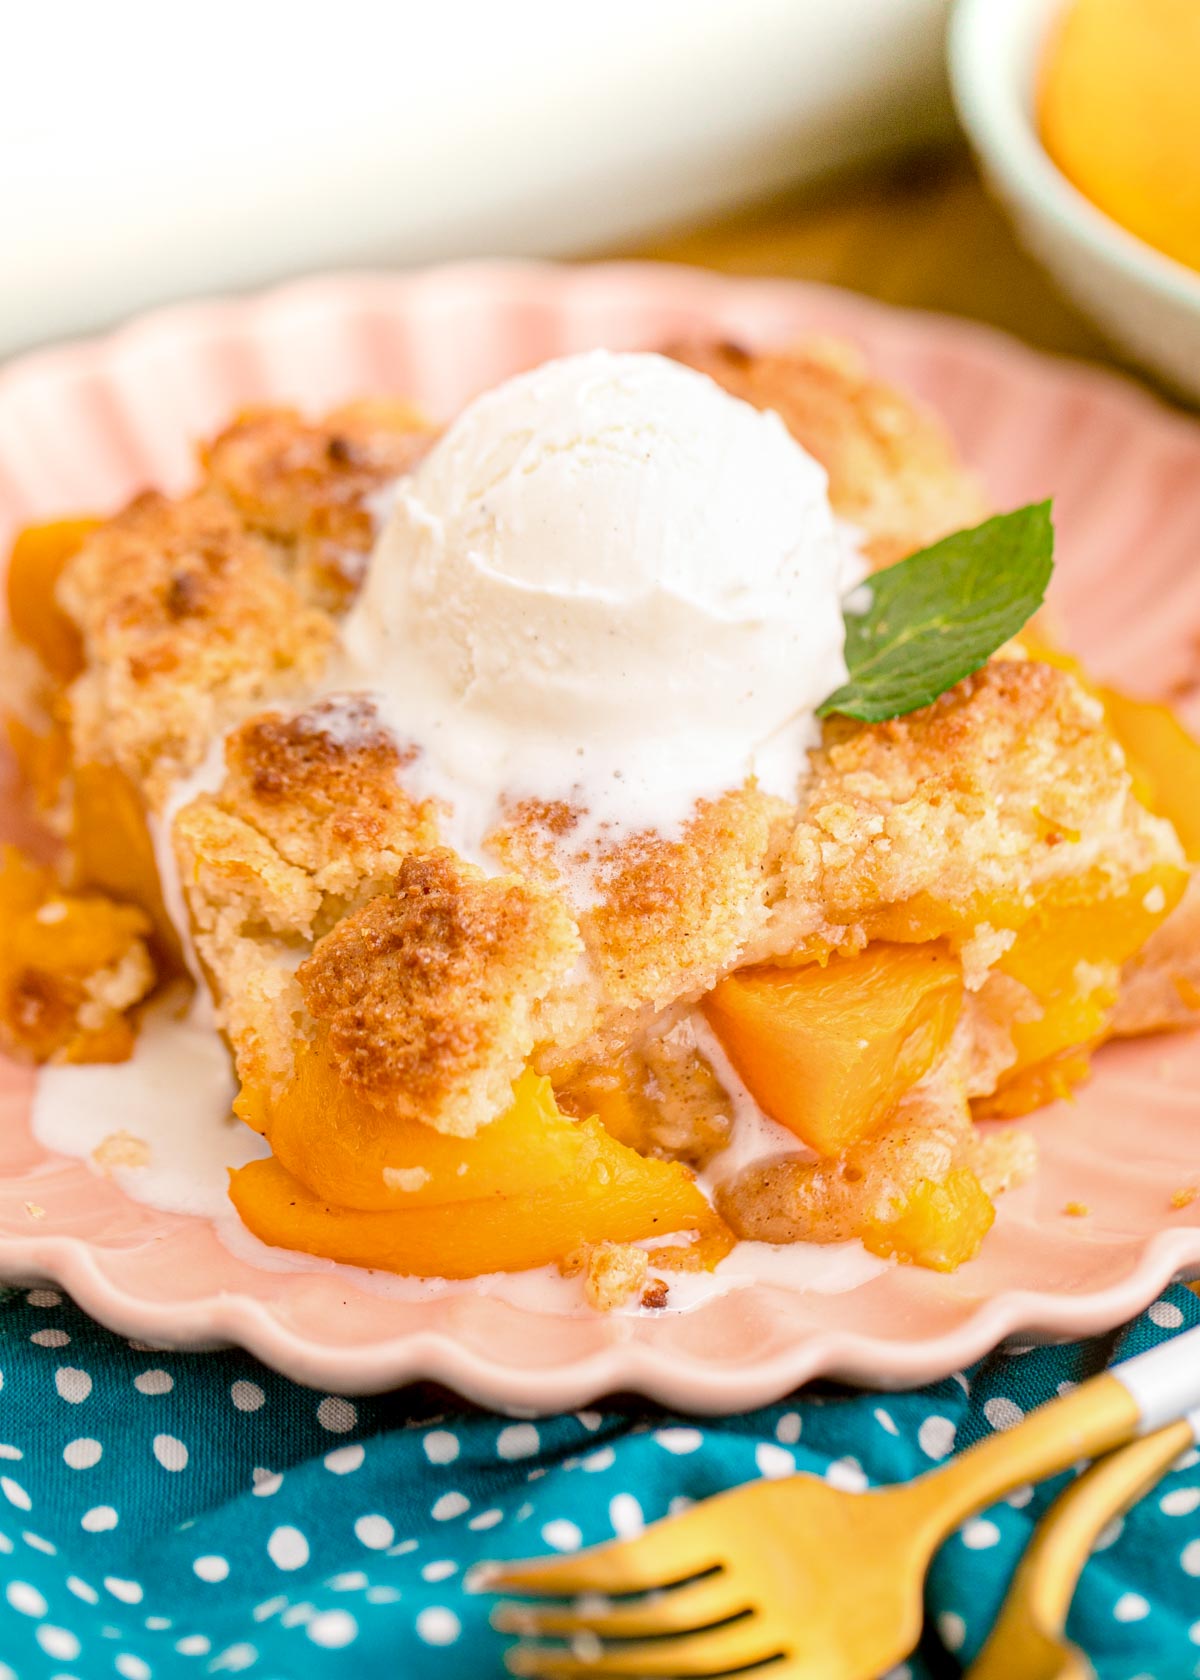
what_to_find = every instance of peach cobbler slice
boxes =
[2,340,1197,1308]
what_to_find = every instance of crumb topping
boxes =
[297,850,582,1135]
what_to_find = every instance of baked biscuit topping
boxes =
[298,849,582,1136]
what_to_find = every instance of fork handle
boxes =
[922,1374,1142,1535]
[916,1320,1200,1536]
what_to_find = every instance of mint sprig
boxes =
[818,502,1054,723]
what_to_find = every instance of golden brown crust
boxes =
[202,403,434,610]
[172,696,444,1093]
[766,660,1182,957]
[668,337,987,568]
[218,696,439,907]
[297,849,582,1135]
[492,786,792,1066]
[59,491,334,805]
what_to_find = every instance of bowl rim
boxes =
[948,0,1200,314]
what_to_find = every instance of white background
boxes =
[3,0,953,357]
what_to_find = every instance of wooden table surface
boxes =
[623,142,1166,396]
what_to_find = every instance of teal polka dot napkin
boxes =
[0,1284,1198,1678]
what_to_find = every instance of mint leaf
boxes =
[818,502,1054,722]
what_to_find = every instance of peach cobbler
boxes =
[3,340,1199,1311]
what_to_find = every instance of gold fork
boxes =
[490,1322,1200,1679]
[967,1412,1199,1680]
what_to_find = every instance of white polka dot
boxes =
[388,1538,418,1557]
[576,1411,602,1431]
[251,1469,282,1497]
[64,1438,102,1469]
[1094,1516,1124,1551]
[581,1446,615,1472]
[1177,1448,1200,1471]
[1150,1301,1185,1329]
[153,1434,189,1472]
[324,1444,364,1476]
[354,1514,394,1550]
[106,1577,144,1604]
[468,1508,504,1531]
[421,1560,458,1582]
[423,1430,459,1466]
[962,1518,1000,1550]
[1190,1619,1200,1646]
[36,1625,80,1661]
[0,1445,20,1460]
[31,1328,70,1348]
[175,1635,211,1656]
[1114,1592,1151,1622]
[210,1643,258,1672]
[193,1555,230,1583]
[116,1655,152,1680]
[27,1289,61,1307]
[609,1493,644,1537]
[7,1580,47,1617]
[874,1408,899,1436]
[0,1477,30,1511]
[54,1365,92,1403]
[416,1607,460,1646]
[328,1572,367,1592]
[82,1504,118,1532]
[317,1397,357,1433]
[432,1492,469,1521]
[307,1610,357,1649]
[1162,1487,1200,1516]
[230,1381,264,1412]
[67,1576,99,1603]
[367,1584,402,1604]
[984,1397,1023,1432]
[133,1370,172,1396]
[918,1416,956,1460]
[280,1603,314,1627]
[542,1519,583,1552]
[827,1457,867,1493]
[654,1428,702,1455]
[22,1529,55,1554]
[268,1526,309,1571]
[1006,1483,1034,1509]
[145,1616,171,1631]
[774,1411,802,1444]
[756,1443,795,1480]
[1182,1538,1200,1575]
[938,1611,966,1653]
[252,1596,288,1622]
[497,1423,540,1460]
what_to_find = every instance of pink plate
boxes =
[2,264,1199,1412]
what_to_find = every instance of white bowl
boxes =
[949,0,1200,402]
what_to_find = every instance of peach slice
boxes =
[239,1055,593,1211]
[70,763,182,972]
[860,1168,994,1272]
[976,862,1187,1117]
[703,942,963,1156]
[1101,687,1200,861]
[0,845,152,1065]
[229,1126,722,1279]
[6,519,97,681]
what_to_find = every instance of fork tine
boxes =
[503,1615,784,1678]
[489,1513,720,1598]
[492,1569,745,1639]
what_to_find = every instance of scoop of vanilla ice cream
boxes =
[344,349,850,849]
